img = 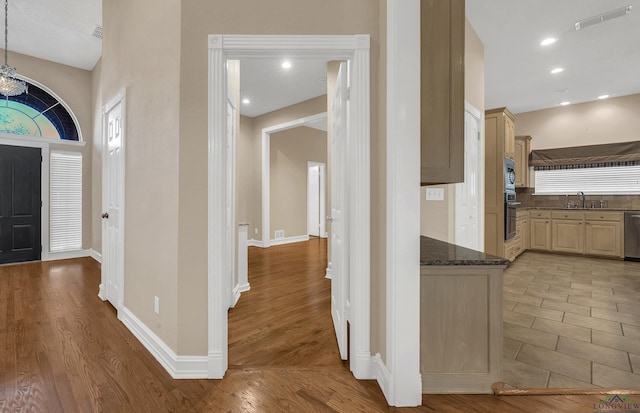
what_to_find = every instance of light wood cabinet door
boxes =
[514,136,531,188]
[551,219,584,254]
[420,0,465,185]
[584,211,622,257]
[530,218,551,251]
[504,115,516,160]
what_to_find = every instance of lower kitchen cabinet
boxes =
[529,211,551,251]
[551,211,584,254]
[504,210,528,261]
[527,209,624,259]
[585,212,623,258]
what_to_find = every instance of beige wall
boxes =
[5,50,93,251]
[178,0,383,356]
[270,127,327,239]
[420,18,485,243]
[102,0,182,351]
[516,93,640,150]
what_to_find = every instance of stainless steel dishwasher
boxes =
[625,212,640,260]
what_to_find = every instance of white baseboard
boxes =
[232,284,241,308]
[44,249,91,262]
[238,283,250,293]
[248,239,264,248]
[325,266,332,279]
[90,248,102,263]
[372,353,392,404]
[270,235,309,246]
[118,306,208,379]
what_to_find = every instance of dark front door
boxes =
[0,145,42,264]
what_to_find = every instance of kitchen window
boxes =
[531,141,640,195]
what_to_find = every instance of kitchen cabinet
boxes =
[514,136,531,188]
[484,107,516,256]
[585,211,623,258]
[504,115,516,160]
[504,209,528,261]
[420,0,465,185]
[529,210,551,251]
[551,213,584,254]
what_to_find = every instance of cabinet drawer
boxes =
[530,210,550,219]
[585,211,622,222]
[551,210,583,220]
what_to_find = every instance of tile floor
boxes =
[503,251,640,389]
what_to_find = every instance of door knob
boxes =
[326,216,334,222]
[102,212,109,219]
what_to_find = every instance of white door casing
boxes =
[330,62,348,359]
[454,104,483,251]
[208,34,371,380]
[100,88,126,310]
[227,94,237,309]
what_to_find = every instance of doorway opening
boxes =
[208,34,371,380]
[307,162,326,238]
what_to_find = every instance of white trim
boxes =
[386,0,422,407]
[0,132,85,147]
[371,353,392,401]
[307,161,327,238]
[45,249,91,261]
[90,248,102,263]
[209,34,371,381]
[269,235,309,246]
[261,112,327,247]
[118,307,208,379]
[232,284,241,307]
[247,239,264,248]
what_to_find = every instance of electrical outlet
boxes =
[254,228,258,235]
[154,296,160,315]
[425,188,445,201]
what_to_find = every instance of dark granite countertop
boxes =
[420,236,510,266]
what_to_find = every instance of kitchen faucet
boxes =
[577,191,586,208]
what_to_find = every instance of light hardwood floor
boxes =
[0,241,615,412]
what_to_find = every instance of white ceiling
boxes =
[9,1,640,117]
[466,0,640,114]
[8,0,102,71]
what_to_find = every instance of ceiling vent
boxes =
[92,25,103,40]
[575,5,632,30]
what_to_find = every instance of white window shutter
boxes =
[50,152,82,252]
[534,165,640,195]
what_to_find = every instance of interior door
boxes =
[455,109,482,250]
[103,98,124,308]
[0,145,41,264]
[330,62,349,359]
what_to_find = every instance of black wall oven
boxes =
[505,191,519,241]
[504,158,519,240]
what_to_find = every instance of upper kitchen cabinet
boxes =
[420,0,465,185]
[515,135,532,188]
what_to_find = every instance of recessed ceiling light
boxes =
[242,98,250,104]
[281,61,292,69]
[540,37,557,46]
[560,101,571,106]
[550,67,564,74]
[598,94,610,100]
[555,88,569,93]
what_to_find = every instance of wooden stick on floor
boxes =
[492,381,640,396]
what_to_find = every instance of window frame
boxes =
[534,164,640,195]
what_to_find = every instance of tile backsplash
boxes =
[516,188,640,210]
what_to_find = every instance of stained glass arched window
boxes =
[0,80,80,141]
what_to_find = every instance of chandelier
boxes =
[0,0,26,96]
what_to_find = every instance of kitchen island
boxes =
[420,236,510,394]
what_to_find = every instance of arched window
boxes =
[0,80,80,141]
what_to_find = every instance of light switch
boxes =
[425,188,445,201]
